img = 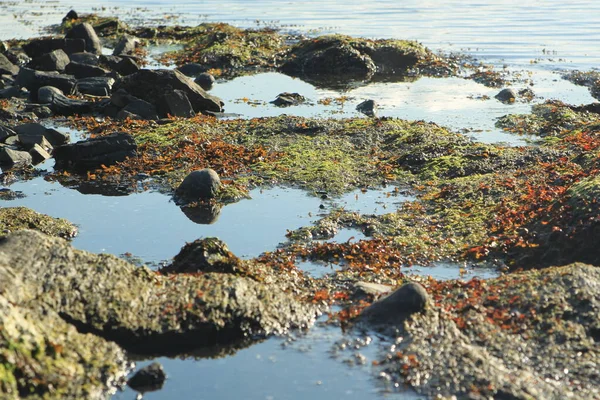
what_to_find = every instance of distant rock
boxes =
[495,88,517,103]
[17,67,77,101]
[22,38,85,58]
[65,23,102,55]
[194,72,215,91]
[0,53,19,76]
[28,49,70,72]
[0,147,32,167]
[177,62,208,77]
[113,36,138,56]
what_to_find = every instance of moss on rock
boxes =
[0,207,77,239]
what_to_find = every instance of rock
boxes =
[69,52,100,66]
[29,143,52,164]
[0,229,317,353]
[495,88,517,103]
[37,85,64,103]
[114,69,223,116]
[17,133,53,151]
[194,72,215,90]
[353,281,393,298]
[77,76,115,96]
[99,54,122,70]
[175,168,221,201]
[0,123,16,142]
[65,61,108,79]
[65,23,102,55]
[116,109,144,120]
[3,135,19,146]
[28,49,70,72]
[110,88,137,108]
[121,99,158,120]
[0,147,32,167]
[62,9,79,23]
[115,56,140,76]
[177,62,208,77]
[22,38,85,58]
[358,282,429,327]
[127,362,166,393]
[54,132,137,172]
[0,85,21,99]
[113,36,138,56]
[0,40,8,53]
[15,122,69,148]
[270,92,307,107]
[161,237,240,275]
[17,68,77,100]
[157,89,195,118]
[27,104,53,118]
[38,86,92,116]
[0,53,19,76]
[356,99,377,117]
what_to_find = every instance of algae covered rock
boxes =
[0,207,77,238]
[161,237,241,275]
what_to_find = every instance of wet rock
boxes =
[37,85,63,103]
[65,23,103,55]
[495,88,517,103]
[69,51,100,66]
[157,89,195,118]
[127,362,166,393]
[115,56,140,76]
[17,133,53,151]
[0,147,32,167]
[0,40,8,53]
[0,230,317,353]
[77,76,115,96]
[356,99,377,117]
[176,168,221,201]
[113,36,138,56]
[358,282,429,327]
[194,72,215,90]
[120,99,158,120]
[270,92,307,107]
[54,132,137,172]
[29,142,52,164]
[110,88,138,108]
[28,49,70,72]
[17,67,77,100]
[14,122,69,147]
[0,53,19,76]
[0,123,16,141]
[162,237,240,275]
[65,61,108,79]
[114,69,223,116]
[22,38,85,58]
[37,86,92,116]
[177,62,208,77]
[353,281,393,299]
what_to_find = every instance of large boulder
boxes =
[16,67,77,100]
[28,49,70,72]
[114,69,223,115]
[65,23,102,55]
[22,38,85,58]
[54,132,137,172]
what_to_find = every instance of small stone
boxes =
[194,73,215,91]
[356,99,377,117]
[127,362,166,393]
[358,282,429,328]
[270,92,307,107]
[495,88,517,103]
[175,168,221,201]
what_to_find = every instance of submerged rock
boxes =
[175,168,221,201]
[127,362,166,393]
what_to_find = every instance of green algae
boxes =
[0,207,77,239]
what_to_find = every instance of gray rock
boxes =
[177,63,208,77]
[271,92,307,107]
[354,281,393,298]
[0,53,19,76]
[127,362,166,393]
[0,123,16,142]
[17,68,77,100]
[356,99,377,117]
[54,132,137,172]
[28,105,53,118]
[77,76,115,97]
[495,88,518,103]
[69,52,100,66]
[43,128,70,146]
[176,168,221,201]
[29,49,70,72]
[122,99,158,120]
[37,85,64,103]
[0,147,32,166]
[65,61,108,79]
[113,36,138,56]
[38,87,92,116]
[158,89,195,118]
[194,72,215,90]
[0,40,8,53]
[65,23,102,55]
[29,143,52,164]
[62,9,78,23]
[22,38,85,58]
[115,56,140,76]
[358,282,429,327]
[114,69,223,116]
[110,88,137,108]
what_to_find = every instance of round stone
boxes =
[176,168,221,201]
[194,73,215,91]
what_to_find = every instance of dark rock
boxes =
[14,123,68,147]
[29,143,52,164]
[113,36,138,56]
[0,86,21,99]
[28,105,53,118]
[37,85,63,103]
[121,99,158,120]
[115,109,143,120]
[175,168,221,201]
[0,41,8,53]
[43,128,70,146]
[0,124,16,142]
[180,203,221,224]
[62,10,79,23]
[114,69,223,115]
[65,62,108,79]
[37,86,92,116]
[177,63,208,77]
[99,54,122,70]
[127,362,166,393]
[0,147,32,166]
[364,45,421,74]
[65,23,102,55]
[358,282,429,327]
[353,281,393,300]
[17,134,53,152]
[28,49,70,72]
[115,57,139,76]
[22,38,85,58]
[54,132,136,172]
[69,52,99,66]
[162,237,240,275]
[271,92,307,107]
[77,76,115,97]
[17,68,77,100]
[157,89,195,118]
[356,99,377,117]
[110,88,138,108]
[0,53,19,76]
[495,88,517,103]
[194,73,215,91]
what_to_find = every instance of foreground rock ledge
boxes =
[0,230,318,357]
